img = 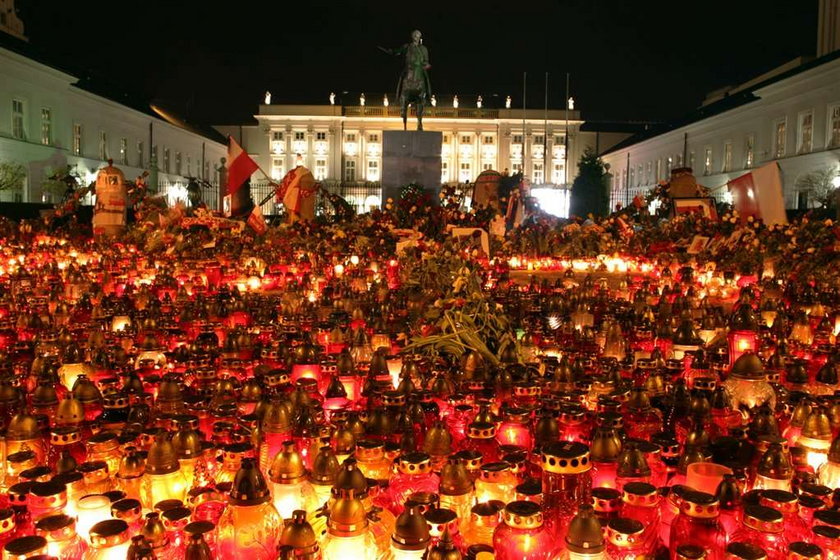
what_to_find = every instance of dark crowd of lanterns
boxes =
[0,230,838,560]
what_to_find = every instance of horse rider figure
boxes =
[379,29,432,131]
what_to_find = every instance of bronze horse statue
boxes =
[379,30,432,131]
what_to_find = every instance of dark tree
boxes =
[569,148,610,218]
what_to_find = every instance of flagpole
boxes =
[257,190,278,208]
[522,72,527,180]
[564,72,570,185]
[544,71,548,179]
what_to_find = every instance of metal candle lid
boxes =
[541,441,591,474]
[502,500,542,529]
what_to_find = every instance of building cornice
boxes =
[1,47,77,83]
[254,114,582,127]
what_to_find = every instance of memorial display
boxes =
[0,154,837,560]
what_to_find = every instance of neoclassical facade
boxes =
[217,101,630,212]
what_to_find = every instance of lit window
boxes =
[344,133,358,156]
[481,136,497,160]
[532,141,545,159]
[72,124,82,156]
[366,136,381,157]
[533,162,544,184]
[830,106,840,148]
[723,142,732,172]
[344,160,356,181]
[99,131,108,160]
[744,135,754,168]
[40,108,51,145]
[552,142,566,162]
[292,131,307,154]
[459,139,474,159]
[120,138,128,165]
[459,162,471,182]
[552,163,564,184]
[315,135,329,155]
[688,152,695,171]
[271,158,284,180]
[629,167,634,189]
[774,120,786,158]
[11,99,25,140]
[798,112,813,153]
[315,158,327,180]
[666,156,673,177]
[367,160,379,181]
[271,131,285,154]
[703,148,712,176]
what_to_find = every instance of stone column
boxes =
[285,125,292,172]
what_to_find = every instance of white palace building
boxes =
[0,5,227,206]
[217,100,632,216]
[603,0,840,211]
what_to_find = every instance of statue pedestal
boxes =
[381,131,442,204]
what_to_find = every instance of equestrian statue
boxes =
[378,29,432,131]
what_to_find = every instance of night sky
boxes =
[18,0,818,126]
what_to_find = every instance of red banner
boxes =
[727,172,760,221]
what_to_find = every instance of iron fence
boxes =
[155,178,484,216]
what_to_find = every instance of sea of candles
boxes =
[0,211,835,560]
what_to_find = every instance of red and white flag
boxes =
[277,166,317,213]
[246,204,267,235]
[727,162,787,225]
[226,136,259,196]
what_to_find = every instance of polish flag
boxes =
[226,137,259,196]
[277,166,317,213]
[246,204,267,235]
[727,162,787,225]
